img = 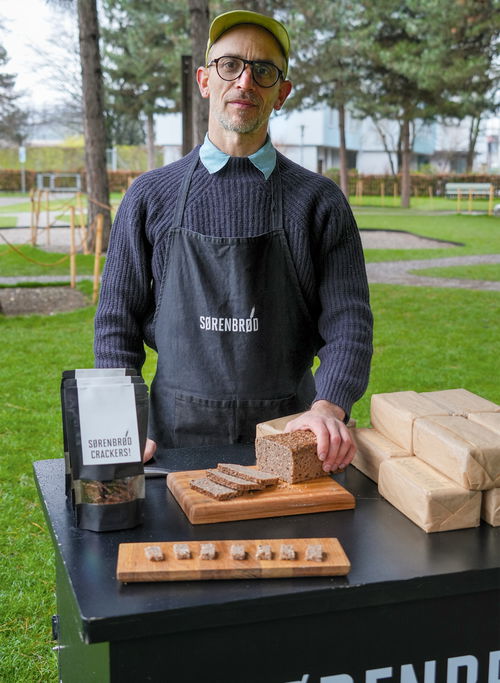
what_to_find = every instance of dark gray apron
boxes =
[150,153,317,448]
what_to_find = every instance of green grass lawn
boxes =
[0,245,104,278]
[357,213,500,262]
[1,209,499,681]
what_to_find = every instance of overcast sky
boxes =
[0,0,75,107]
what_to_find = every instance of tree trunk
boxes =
[466,116,481,173]
[77,0,111,251]
[146,112,156,170]
[373,120,397,177]
[400,116,411,208]
[338,102,349,198]
[189,0,210,146]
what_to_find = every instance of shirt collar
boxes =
[199,134,277,179]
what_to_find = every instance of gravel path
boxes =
[1,226,499,292]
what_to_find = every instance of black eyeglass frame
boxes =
[207,56,284,88]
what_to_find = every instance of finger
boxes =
[338,441,357,470]
[323,425,353,472]
[143,438,157,463]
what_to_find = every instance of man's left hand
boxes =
[284,400,355,473]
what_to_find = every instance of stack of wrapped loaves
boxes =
[256,388,500,533]
[352,389,500,532]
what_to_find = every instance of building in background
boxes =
[155,106,500,175]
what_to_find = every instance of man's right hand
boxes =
[144,438,157,463]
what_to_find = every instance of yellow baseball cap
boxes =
[206,10,290,77]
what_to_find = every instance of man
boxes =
[94,10,373,474]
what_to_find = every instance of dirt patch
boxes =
[0,286,89,316]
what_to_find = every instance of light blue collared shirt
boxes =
[199,134,277,180]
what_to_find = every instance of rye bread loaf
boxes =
[206,469,264,491]
[216,463,279,485]
[255,430,325,483]
[189,477,242,500]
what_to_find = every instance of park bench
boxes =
[36,172,82,193]
[444,182,493,198]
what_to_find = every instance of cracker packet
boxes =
[61,370,148,531]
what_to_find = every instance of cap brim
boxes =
[206,10,290,75]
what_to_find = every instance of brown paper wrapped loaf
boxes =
[351,428,410,483]
[468,412,500,437]
[378,457,481,533]
[421,388,500,417]
[255,430,325,483]
[413,415,500,490]
[370,391,450,452]
[481,488,500,527]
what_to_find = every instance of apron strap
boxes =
[172,153,199,227]
[270,163,283,230]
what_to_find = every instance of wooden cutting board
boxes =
[117,537,350,582]
[166,469,355,524]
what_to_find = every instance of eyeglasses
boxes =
[208,56,284,88]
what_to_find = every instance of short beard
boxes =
[215,111,264,135]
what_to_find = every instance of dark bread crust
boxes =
[189,477,242,500]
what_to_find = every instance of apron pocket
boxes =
[236,394,301,444]
[174,393,234,447]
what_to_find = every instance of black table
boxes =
[34,446,500,683]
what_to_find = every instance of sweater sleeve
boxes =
[312,189,373,418]
[93,181,155,373]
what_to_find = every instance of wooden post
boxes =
[457,190,462,213]
[92,213,103,304]
[380,181,385,207]
[69,206,76,289]
[30,189,36,246]
[45,190,51,246]
[359,179,363,205]
[468,190,473,214]
[76,192,88,255]
[488,185,494,216]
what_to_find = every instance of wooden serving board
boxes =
[166,468,355,524]
[117,537,350,582]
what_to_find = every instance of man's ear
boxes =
[196,66,210,99]
[274,79,292,111]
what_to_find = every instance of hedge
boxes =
[0,169,144,193]
[324,171,500,196]
[1,166,499,196]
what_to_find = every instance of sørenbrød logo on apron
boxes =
[199,306,259,333]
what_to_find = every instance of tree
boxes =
[44,0,111,246]
[283,1,365,197]
[188,0,210,146]
[77,0,112,248]
[101,0,189,169]
[352,0,500,206]
[0,26,28,146]
[30,16,84,135]
[435,0,500,172]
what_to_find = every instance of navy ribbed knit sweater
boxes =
[94,147,373,418]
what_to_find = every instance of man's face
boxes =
[198,24,292,139]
